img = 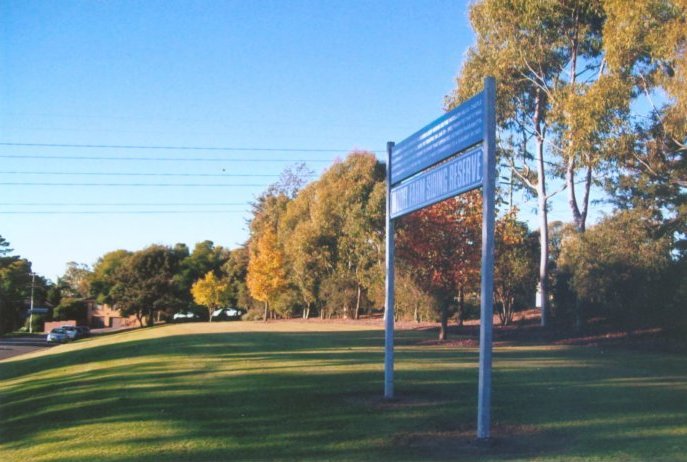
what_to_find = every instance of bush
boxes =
[557,210,673,329]
[664,258,687,336]
[53,298,88,323]
[24,314,46,333]
[242,308,264,321]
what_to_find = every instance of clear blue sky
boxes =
[1,0,601,281]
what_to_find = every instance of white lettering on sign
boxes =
[390,147,483,219]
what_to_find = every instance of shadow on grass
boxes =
[1,329,686,461]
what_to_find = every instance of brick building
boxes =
[87,302,139,328]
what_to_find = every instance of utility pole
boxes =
[29,272,35,333]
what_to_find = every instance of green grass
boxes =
[1,321,686,461]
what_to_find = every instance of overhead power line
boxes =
[0,182,268,187]
[0,171,313,178]
[0,141,384,154]
[0,154,332,163]
[0,210,249,215]
[0,202,248,206]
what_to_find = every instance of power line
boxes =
[0,202,249,206]
[0,182,268,187]
[0,141,384,154]
[0,210,249,215]
[0,154,332,163]
[0,171,313,178]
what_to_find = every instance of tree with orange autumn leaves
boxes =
[246,228,288,321]
[397,191,483,340]
[398,190,536,339]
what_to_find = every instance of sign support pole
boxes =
[384,141,396,400]
[477,76,496,440]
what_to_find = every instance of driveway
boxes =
[0,334,55,361]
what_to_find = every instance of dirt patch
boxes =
[393,423,569,460]
[382,310,686,353]
[239,312,686,352]
[417,338,480,348]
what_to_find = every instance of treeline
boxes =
[0,238,250,333]
[244,153,538,340]
[242,157,685,338]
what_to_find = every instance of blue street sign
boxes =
[390,147,483,219]
[27,307,49,315]
[390,92,484,185]
[385,77,497,441]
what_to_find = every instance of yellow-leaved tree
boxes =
[246,228,287,321]
[191,271,229,321]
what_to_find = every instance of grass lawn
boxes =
[1,321,686,461]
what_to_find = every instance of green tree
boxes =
[0,236,40,334]
[494,214,538,325]
[0,257,32,334]
[276,152,385,320]
[0,236,13,256]
[53,298,88,323]
[58,262,92,298]
[177,241,230,307]
[558,209,673,328]
[90,250,132,304]
[447,0,636,327]
[309,152,385,319]
[222,246,253,310]
[394,269,437,323]
[319,275,358,319]
[109,245,183,327]
[603,0,687,249]
[0,236,45,334]
[279,186,330,319]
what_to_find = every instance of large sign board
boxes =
[390,147,483,219]
[385,77,496,441]
[390,93,483,185]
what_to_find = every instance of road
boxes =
[0,334,55,361]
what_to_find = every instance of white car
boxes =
[61,326,80,340]
[172,311,201,322]
[47,328,69,343]
[211,308,245,321]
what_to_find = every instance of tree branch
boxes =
[507,157,537,192]
[545,182,568,201]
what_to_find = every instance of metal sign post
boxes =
[384,77,496,440]
[384,141,396,400]
[477,77,496,440]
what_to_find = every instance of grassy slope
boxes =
[1,321,686,462]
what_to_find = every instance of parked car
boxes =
[47,328,69,343]
[75,326,91,338]
[61,326,80,340]
[172,311,202,322]
[210,308,246,321]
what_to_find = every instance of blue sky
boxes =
[1,0,603,281]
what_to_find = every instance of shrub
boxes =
[53,298,88,323]
[557,209,673,329]
[24,314,46,333]
[242,308,264,321]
